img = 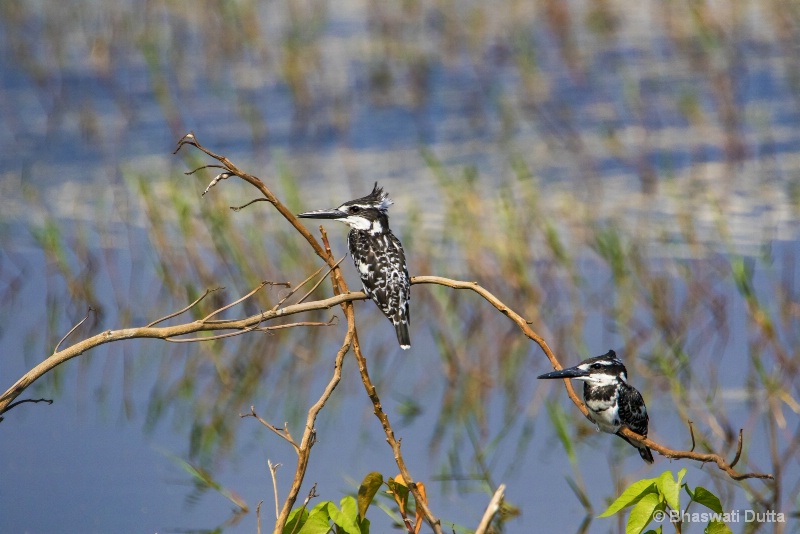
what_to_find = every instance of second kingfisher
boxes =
[298,183,411,350]
[538,350,654,464]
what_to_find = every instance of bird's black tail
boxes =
[395,322,410,350]
[617,433,654,464]
[638,446,654,464]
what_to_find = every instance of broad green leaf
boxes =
[297,506,333,534]
[643,528,662,534]
[626,493,662,534]
[598,479,658,518]
[693,487,724,514]
[357,472,383,520]
[705,520,733,534]
[328,498,360,534]
[676,468,687,487]
[656,471,680,511]
[340,496,358,520]
[359,516,370,534]
[283,507,310,534]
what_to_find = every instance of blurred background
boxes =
[1,0,799,532]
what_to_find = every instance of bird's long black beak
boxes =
[297,208,347,220]
[537,365,589,380]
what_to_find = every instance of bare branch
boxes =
[202,281,269,322]
[231,198,269,212]
[271,264,328,312]
[268,461,281,521]
[184,163,228,176]
[54,307,93,353]
[475,484,506,534]
[147,287,222,327]
[255,317,338,332]
[730,429,744,468]
[295,255,347,305]
[167,313,265,342]
[203,172,234,196]
[241,406,300,452]
[0,398,53,421]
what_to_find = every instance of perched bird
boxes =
[297,183,411,349]
[538,350,654,463]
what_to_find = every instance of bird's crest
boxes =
[347,182,393,212]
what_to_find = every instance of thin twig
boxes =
[268,460,281,521]
[295,255,347,305]
[0,398,53,421]
[271,264,327,312]
[256,500,263,534]
[730,429,743,468]
[167,313,265,342]
[475,484,506,534]
[146,288,222,327]
[183,163,228,175]
[289,484,320,534]
[202,281,269,322]
[688,421,696,452]
[231,198,269,212]
[54,307,93,353]
[255,317,338,332]
[241,406,300,452]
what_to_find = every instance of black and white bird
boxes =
[297,183,411,350]
[538,350,654,464]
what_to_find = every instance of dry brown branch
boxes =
[201,281,270,321]
[271,303,353,533]
[174,133,336,269]
[241,406,300,452]
[146,287,222,327]
[268,461,281,521]
[475,484,506,534]
[314,223,444,533]
[0,287,359,416]
[54,307,93,353]
[351,334,444,534]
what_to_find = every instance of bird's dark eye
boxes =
[350,206,361,213]
[591,363,602,369]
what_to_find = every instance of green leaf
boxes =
[693,487,724,514]
[284,507,310,534]
[387,477,410,514]
[704,520,733,534]
[297,506,333,534]
[598,479,658,518]
[357,472,383,520]
[656,471,681,511]
[328,497,360,534]
[676,468,687,486]
[643,528,662,534]
[358,516,370,534]
[626,493,663,534]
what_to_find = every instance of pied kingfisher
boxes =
[298,183,411,350]
[538,350,654,464]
